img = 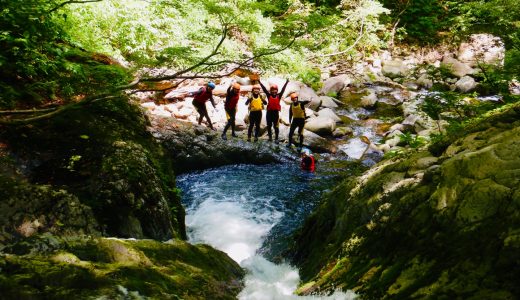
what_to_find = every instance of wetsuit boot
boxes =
[274,127,280,144]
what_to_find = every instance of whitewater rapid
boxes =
[177,164,356,300]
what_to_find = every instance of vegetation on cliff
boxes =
[290,101,520,298]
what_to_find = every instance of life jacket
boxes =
[301,155,315,172]
[267,94,281,111]
[291,102,305,119]
[249,95,264,111]
[225,91,240,110]
[193,87,211,104]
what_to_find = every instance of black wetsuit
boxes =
[288,101,306,147]
[245,93,267,140]
[222,86,240,137]
[260,80,289,141]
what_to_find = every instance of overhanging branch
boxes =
[48,0,104,13]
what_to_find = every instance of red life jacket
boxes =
[267,94,281,111]
[193,87,211,104]
[225,92,240,110]
[301,156,315,172]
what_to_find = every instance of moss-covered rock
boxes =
[0,175,100,248]
[0,236,244,299]
[0,97,184,241]
[290,101,520,298]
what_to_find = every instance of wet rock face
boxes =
[290,102,520,298]
[0,177,100,245]
[0,98,184,241]
[147,116,299,173]
[0,236,244,299]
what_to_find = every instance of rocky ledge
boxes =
[290,101,520,299]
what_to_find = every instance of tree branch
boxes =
[48,0,104,13]
[0,95,118,125]
[315,17,365,58]
[0,108,57,115]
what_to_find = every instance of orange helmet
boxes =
[270,84,278,91]
[252,84,261,91]
[290,92,298,100]
[233,82,241,90]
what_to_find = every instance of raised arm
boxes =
[279,79,290,98]
[259,81,269,95]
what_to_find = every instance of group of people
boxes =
[184,79,307,148]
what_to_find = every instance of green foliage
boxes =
[0,0,131,109]
[297,67,322,90]
[398,132,426,148]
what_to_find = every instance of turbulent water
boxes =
[177,164,356,300]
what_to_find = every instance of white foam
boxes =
[183,168,357,299]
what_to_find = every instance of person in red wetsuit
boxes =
[300,148,315,172]
[185,82,216,130]
[221,82,241,140]
[259,79,289,143]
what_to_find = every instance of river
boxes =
[177,163,357,299]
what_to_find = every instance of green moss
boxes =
[0,236,244,299]
[291,101,520,298]
[1,97,185,241]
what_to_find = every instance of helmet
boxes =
[290,92,298,100]
[270,84,278,91]
[301,147,312,156]
[252,84,261,90]
[207,82,216,89]
[233,82,241,90]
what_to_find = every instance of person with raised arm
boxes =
[259,78,289,143]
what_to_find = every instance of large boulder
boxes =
[0,236,244,299]
[319,74,351,96]
[305,116,337,136]
[458,34,505,67]
[455,75,478,93]
[441,56,475,78]
[382,59,410,79]
[319,96,339,109]
[317,108,341,122]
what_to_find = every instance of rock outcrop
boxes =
[1,98,185,241]
[290,102,520,299]
[0,235,244,299]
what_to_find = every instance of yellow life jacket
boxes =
[291,102,305,119]
[249,95,264,112]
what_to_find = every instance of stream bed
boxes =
[177,163,356,299]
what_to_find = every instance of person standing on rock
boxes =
[287,92,306,149]
[185,82,216,130]
[221,82,241,140]
[260,79,289,143]
[245,84,267,142]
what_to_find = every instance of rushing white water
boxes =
[178,164,357,300]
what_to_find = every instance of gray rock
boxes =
[305,116,337,136]
[333,127,353,137]
[382,59,409,79]
[319,96,339,108]
[455,76,478,93]
[319,74,351,96]
[416,74,433,89]
[458,34,505,67]
[317,108,341,122]
[441,56,475,78]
